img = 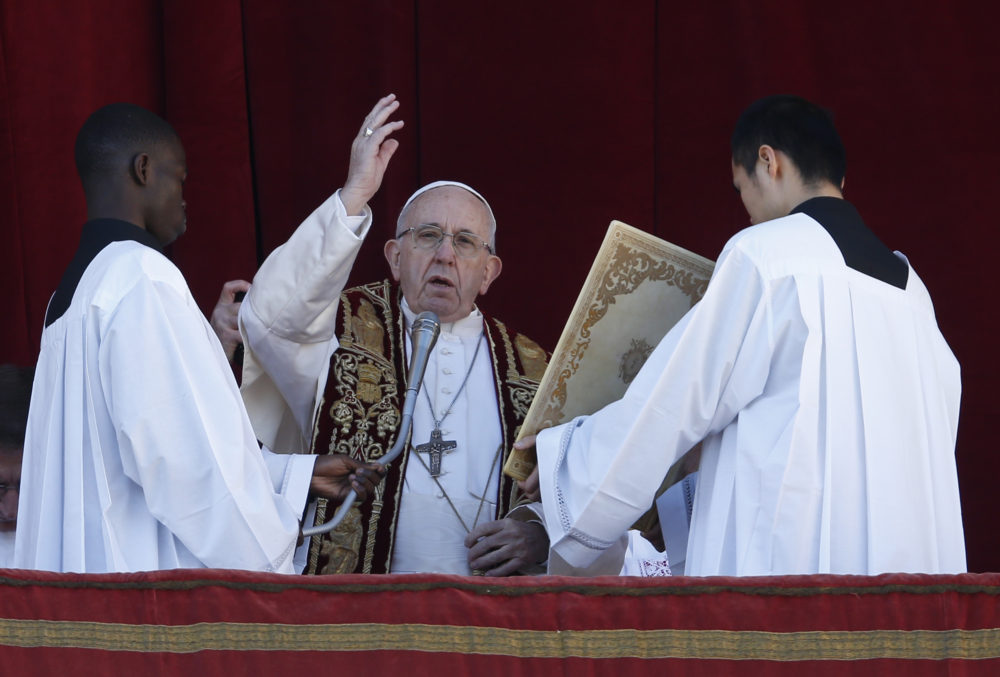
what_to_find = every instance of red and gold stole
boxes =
[305,280,547,574]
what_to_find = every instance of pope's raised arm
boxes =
[237,98,553,575]
[239,96,404,453]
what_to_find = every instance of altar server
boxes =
[15,103,382,574]
[523,95,964,577]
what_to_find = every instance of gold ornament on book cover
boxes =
[504,220,714,481]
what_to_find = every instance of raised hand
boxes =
[340,94,405,216]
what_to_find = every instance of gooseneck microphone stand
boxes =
[301,311,441,537]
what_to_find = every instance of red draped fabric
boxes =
[1,569,999,674]
[1,2,997,570]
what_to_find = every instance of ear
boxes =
[757,145,780,180]
[478,255,503,296]
[383,239,402,281]
[130,153,151,186]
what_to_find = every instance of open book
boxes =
[504,220,715,481]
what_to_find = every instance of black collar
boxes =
[44,219,163,327]
[791,197,908,290]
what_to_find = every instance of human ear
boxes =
[757,145,779,179]
[383,239,402,281]
[478,255,503,295]
[131,153,151,186]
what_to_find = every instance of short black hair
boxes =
[731,95,846,188]
[74,103,180,192]
[0,364,33,450]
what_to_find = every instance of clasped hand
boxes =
[208,279,251,361]
[309,454,386,506]
[465,518,549,577]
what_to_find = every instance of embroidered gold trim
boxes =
[310,282,542,573]
[2,619,998,660]
[483,321,516,515]
[514,333,548,382]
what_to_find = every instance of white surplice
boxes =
[537,213,964,577]
[240,191,504,574]
[16,241,315,573]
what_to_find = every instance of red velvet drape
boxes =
[1,1,996,569]
[3,569,1000,674]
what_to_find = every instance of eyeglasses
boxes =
[398,225,493,258]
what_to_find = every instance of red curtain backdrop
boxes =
[1,1,996,569]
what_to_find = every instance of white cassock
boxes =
[536,212,964,577]
[16,240,315,573]
[390,302,503,574]
[241,191,504,575]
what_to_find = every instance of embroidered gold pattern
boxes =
[353,298,385,354]
[514,333,547,382]
[3,619,997,660]
[484,320,532,512]
[508,387,535,420]
[493,318,520,383]
[317,506,363,574]
[309,282,541,573]
[326,292,401,462]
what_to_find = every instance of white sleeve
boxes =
[102,272,313,573]
[537,245,774,573]
[240,189,372,453]
[260,445,317,517]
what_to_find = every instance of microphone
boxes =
[302,310,441,537]
[401,311,442,423]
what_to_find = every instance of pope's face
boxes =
[384,186,502,323]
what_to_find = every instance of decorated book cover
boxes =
[504,220,714,481]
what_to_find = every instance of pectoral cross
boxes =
[415,428,457,477]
